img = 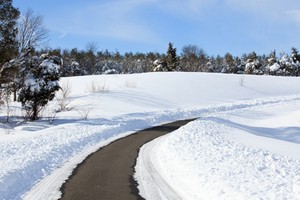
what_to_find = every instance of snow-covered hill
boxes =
[1,72,300,199]
[135,100,300,200]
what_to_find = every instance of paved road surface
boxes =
[59,119,194,200]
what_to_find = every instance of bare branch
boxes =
[17,8,49,52]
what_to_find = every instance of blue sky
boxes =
[13,0,300,56]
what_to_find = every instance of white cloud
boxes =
[58,31,68,39]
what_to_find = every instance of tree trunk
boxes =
[13,90,17,102]
[31,103,38,121]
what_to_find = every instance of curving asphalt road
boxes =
[59,119,194,200]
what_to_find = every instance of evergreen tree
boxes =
[0,0,20,65]
[166,42,178,71]
[244,51,261,74]
[268,50,276,64]
[17,49,61,120]
[222,52,236,73]
[278,52,291,76]
[266,50,277,75]
[0,0,20,96]
[291,47,300,76]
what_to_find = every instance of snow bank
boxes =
[135,101,300,200]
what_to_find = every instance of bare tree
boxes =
[85,42,98,74]
[17,8,49,52]
[182,44,201,58]
[86,42,98,54]
[56,81,72,112]
[181,44,202,71]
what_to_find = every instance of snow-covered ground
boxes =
[135,101,300,200]
[0,72,300,199]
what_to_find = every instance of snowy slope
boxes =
[0,72,300,199]
[135,101,300,200]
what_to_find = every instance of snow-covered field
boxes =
[1,72,300,199]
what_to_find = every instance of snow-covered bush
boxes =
[269,63,281,74]
[153,59,165,71]
[244,59,261,74]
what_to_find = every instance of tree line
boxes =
[0,0,300,121]
[42,43,300,77]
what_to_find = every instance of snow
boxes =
[135,102,300,199]
[0,72,300,199]
[40,59,60,74]
[24,77,40,92]
[269,62,281,72]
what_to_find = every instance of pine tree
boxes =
[0,0,20,66]
[244,51,261,74]
[0,0,20,97]
[17,49,61,120]
[291,47,300,63]
[266,50,280,75]
[166,42,178,71]
[291,47,300,76]
[223,52,236,73]
[279,52,292,76]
